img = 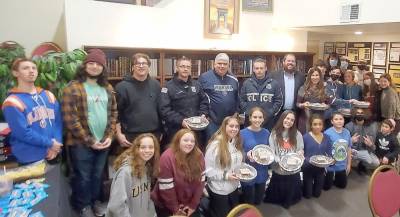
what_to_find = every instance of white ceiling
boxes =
[293,22,400,35]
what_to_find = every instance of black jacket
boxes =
[115,76,161,134]
[375,132,400,163]
[240,74,283,118]
[159,75,209,133]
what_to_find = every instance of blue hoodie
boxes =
[2,87,62,164]
[199,69,239,125]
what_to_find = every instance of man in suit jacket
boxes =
[268,54,305,122]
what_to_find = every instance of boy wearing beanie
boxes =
[62,49,118,217]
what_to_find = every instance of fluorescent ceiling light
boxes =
[354,31,363,35]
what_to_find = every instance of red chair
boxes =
[227,203,263,217]
[368,165,400,217]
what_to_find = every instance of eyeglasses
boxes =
[135,62,148,67]
[178,65,191,69]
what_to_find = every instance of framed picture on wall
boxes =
[372,42,388,66]
[242,0,273,12]
[335,42,347,55]
[388,64,400,92]
[204,0,240,39]
[324,42,334,54]
[372,67,386,79]
[389,42,400,63]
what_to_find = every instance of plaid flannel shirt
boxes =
[62,81,118,146]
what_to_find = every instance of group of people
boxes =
[2,48,400,217]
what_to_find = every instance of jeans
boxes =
[352,150,380,169]
[205,121,220,142]
[70,144,109,210]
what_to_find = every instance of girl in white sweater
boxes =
[205,116,243,217]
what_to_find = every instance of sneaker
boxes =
[80,206,96,217]
[93,200,107,217]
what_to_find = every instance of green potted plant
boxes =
[32,48,87,99]
[0,41,25,121]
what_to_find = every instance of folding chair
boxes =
[227,203,263,217]
[368,165,400,217]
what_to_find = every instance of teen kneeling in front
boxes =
[240,107,270,205]
[324,112,352,190]
[106,133,160,217]
[205,116,243,217]
[264,110,304,209]
[152,129,205,217]
[302,114,332,198]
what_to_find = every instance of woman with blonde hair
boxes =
[106,133,160,217]
[152,129,205,217]
[205,116,243,217]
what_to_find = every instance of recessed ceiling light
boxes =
[354,31,363,35]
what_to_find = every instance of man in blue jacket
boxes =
[199,53,239,140]
[240,58,283,130]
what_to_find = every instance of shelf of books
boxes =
[83,46,314,85]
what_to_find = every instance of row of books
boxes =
[163,58,256,77]
[106,56,308,78]
[106,57,159,78]
[106,56,131,78]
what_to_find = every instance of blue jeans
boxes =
[205,121,220,142]
[70,144,109,210]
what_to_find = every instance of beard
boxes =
[284,64,295,73]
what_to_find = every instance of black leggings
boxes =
[302,165,325,198]
[323,170,347,190]
[208,188,239,217]
[241,182,266,205]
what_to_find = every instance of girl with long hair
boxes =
[302,114,332,198]
[376,74,400,133]
[297,67,331,133]
[106,133,160,217]
[240,107,270,205]
[151,129,205,217]
[264,110,304,209]
[205,116,243,217]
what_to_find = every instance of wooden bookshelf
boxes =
[83,46,314,86]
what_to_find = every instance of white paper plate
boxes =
[234,163,257,182]
[186,116,209,131]
[279,153,304,172]
[252,145,274,165]
[309,155,335,168]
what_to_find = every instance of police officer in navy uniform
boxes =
[159,56,209,148]
[240,57,283,130]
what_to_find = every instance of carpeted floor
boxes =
[257,172,388,217]
[72,171,400,217]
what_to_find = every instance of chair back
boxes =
[227,203,263,217]
[368,165,400,217]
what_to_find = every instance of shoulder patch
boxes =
[45,90,56,103]
[2,95,26,112]
[161,87,168,93]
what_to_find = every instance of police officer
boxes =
[240,58,283,130]
[159,56,209,147]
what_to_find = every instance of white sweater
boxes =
[205,139,243,195]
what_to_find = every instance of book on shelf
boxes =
[106,56,132,78]
[163,58,174,77]
[149,58,159,78]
